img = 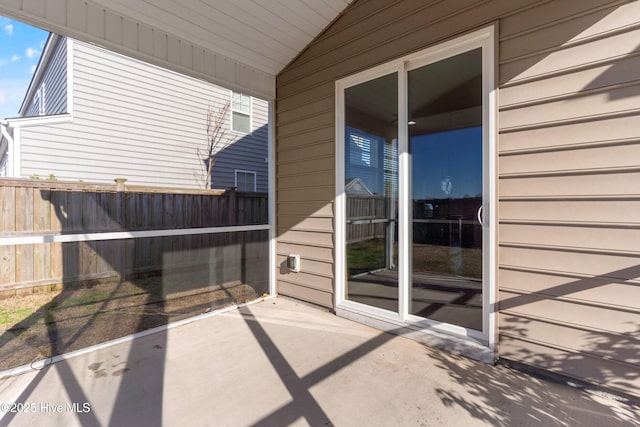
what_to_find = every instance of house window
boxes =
[235,170,256,192]
[232,92,251,133]
[34,83,46,115]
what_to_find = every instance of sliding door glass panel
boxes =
[344,73,399,313]
[408,48,483,329]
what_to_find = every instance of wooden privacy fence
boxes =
[0,179,268,293]
[346,195,391,243]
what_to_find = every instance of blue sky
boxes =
[0,16,49,119]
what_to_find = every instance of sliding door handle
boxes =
[477,204,488,228]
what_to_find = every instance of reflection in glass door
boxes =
[344,73,399,313]
[339,29,493,339]
[408,48,483,330]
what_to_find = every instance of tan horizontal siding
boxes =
[277,242,333,264]
[278,216,333,233]
[500,223,640,254]
[277,201,333,217]
[278,143,335,164]
[500,142,640,174]
[277,230,334,248]
[499,172,640,197]
[500,84,640,130]
[500,199,640,224]
[278,171,335,190]
[500,54,640,108]
[499,115,640,152]
[499,316,640,363]
[278,187,334,204]
[499,332,639,398]
[277,279,334,308]
[499,1,640,61]
[500,290,639,335]
[499,267,640,309]
[277,97,334,125]
[499,245,639,276]
[278,128,335,152]
[500,26,640,85]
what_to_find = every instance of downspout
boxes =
[0,120,15,177]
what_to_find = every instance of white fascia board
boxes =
[6,114,72,128]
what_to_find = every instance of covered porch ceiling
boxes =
[0,0,352,99]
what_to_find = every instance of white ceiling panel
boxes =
[90,0,351,74]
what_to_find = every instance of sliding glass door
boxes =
[337,27,494,342]
[344,73,399,313]
[408,48,484,330]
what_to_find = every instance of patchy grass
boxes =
[348,239,482,278]
[55,290,110,307]
[0,290,61,330]
[347,239,388,275]
[0,307,34,329]
[0,277,264,371]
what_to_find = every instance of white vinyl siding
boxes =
[18,40,268,190]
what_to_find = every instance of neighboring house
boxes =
[0,0,639,402]
[0,34,268,191]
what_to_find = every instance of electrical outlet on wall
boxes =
[286,254,300,272]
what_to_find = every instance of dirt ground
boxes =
[0,278,261,371]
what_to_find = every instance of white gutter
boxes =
[0,120,15,177]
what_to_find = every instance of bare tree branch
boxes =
[196,101,231,189]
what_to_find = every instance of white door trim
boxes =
[335,25,497,360]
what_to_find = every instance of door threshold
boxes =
[336,306,495,363]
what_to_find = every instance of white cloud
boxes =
[4,24,13,36]
[0,91,5,103]
[26,47,40,59]
[30,64,36,73]
[11,55,19,62]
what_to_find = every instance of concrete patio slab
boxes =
[0,297,637,426]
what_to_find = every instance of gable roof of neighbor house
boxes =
[345,177,373,196]
[20,33,56,116]
[18,33,68,118]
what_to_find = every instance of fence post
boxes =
[114,178,127,281]
[115,178,127,192]
[228,186,237,225]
